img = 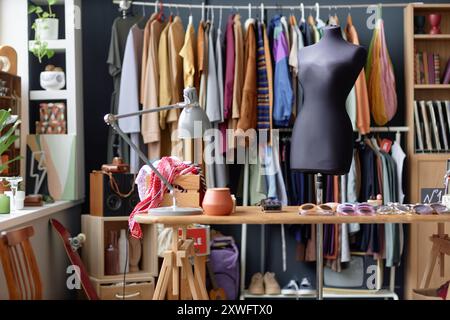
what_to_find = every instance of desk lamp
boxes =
[104,87,210,216]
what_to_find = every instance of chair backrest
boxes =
[0,226,42,300]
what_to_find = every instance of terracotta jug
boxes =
[202,188,233,216]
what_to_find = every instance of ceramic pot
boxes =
[40,71,65,90]
[202,188,233,216]
[428,14,442,34]
[35,18,59,40]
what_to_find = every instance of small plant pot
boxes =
[202,188,234,216]
[35,18,59,40]
[40,71,65,90]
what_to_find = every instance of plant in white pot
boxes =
[29,0,58,63]
[40,64,65,91]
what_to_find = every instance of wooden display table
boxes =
[135,206,450,300]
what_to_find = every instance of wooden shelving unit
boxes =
[81,215,158,299]
[26,0,85,200]
[404,3,450,300]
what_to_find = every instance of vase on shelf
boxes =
[414,15,426,34]
[0,191,10,214]
[35,18,59,41]
[105,231,119,275]
[202,188,234,216]
[428,14,442,35]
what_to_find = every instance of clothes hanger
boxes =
[315,2,326,28]
[300,3,305,23]
[118,0,132,19]
[395,130,401,145]
[201,2,205,22]
[260,3,265,23]
[155,0,165,22]
[188,5,193,25]
[219,7,223,30]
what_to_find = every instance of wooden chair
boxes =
[0,226,42,299]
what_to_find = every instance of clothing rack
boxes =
[114,0,423,11]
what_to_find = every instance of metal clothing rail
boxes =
[114,0,423,11]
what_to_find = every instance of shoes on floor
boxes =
[298,277,316,295]
[281,279,300,295]
[248,272,264,295]
[248,272,281,295]
[263,272,281,295]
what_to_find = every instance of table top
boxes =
[134,206,450,225]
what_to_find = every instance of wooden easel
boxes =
[420,223,450,290]
[153,225,209,300]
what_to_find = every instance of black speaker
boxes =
[90,172,139,217]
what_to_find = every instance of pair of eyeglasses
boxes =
[377,202,413,215]
[413,203,450,215]
[337,203,375,216]
[298,203,335,216]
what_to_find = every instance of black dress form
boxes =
[290,25,367,175]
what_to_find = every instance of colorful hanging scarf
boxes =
[366,19,397,126]
[129,156,199,238]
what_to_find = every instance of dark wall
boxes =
[81,0,449,297]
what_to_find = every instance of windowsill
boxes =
[0,200,84,230]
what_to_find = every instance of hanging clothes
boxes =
[107,15,142,163]
[270,15,293,127]
[237,18,257,135]
[167,16,185,158]
[220,14,235,153]
[214,21,229,188]
[117,24,144,174]
[391,141,406,204]
[141,18,165,160]
[256,21,271,131]
[179,20,197,89]
[157,20,174,157]
[198,20,208,109]
[345,14,371,135]
[307,15,320,44]
[299,17,314,46]
[366,17,397,125]
[231,14,244,131]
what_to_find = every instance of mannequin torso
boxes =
[291,25,367,175]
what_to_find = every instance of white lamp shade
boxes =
[178,105,211,139]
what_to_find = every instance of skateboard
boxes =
[50,218,99,300]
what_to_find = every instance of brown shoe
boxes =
[264,272,281,295]
[248,272,264,295]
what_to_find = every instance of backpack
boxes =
[209,236,240,300]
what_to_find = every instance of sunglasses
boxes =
[377,202,414,215]
[413,203,450,215]
[337,203,375,216]
[298,203,335,216]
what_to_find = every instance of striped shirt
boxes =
[256,21,270,130]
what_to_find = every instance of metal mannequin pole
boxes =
[316,173,324,300]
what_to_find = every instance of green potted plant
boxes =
[0,109,21,214]
[29,0,58,63]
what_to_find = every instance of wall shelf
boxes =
[29,40,67,53]
[414,34,450,40]
[414,84,450,89]
[30,90,67,101]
